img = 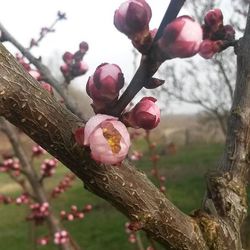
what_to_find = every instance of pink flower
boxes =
[86,63,124,106]
[122,97,160,130]
[83,114,130,165]
[114,0,152,37]
[199,39,223,59]
[157,16,203,59]
[204,9,223,32]
[40,82,53,95]
[29,70,41,80]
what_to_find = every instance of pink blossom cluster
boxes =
[114,1,203,59]
[27,202,50,225]
[54,230,69,245]
[60,41,89,83]
[37,236,50,246]
[51,173,76,198]
[16,193,30,205]
[0,158,20,176]
[60,204,92,222]
[15,53,53,94]
[32,145,46,157]
[199,9,235,59]
[40,158,58,178]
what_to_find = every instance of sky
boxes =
[0,0,234,114]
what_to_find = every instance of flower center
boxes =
[102,122,121,154]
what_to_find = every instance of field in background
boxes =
[0,128,225,249]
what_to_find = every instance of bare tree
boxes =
[0,1,250,249]
[160,0,247,136]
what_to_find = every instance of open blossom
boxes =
[156,16,203,59]
[114,0,152,37]
[122,97,160,130]
[82,114,130,165]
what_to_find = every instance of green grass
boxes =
[0,142,224,249]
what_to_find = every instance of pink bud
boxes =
[223,25,235,41]
[204,9,223,32]
[157,16,203,59]
[74,127,85,146]
[114,0,152,37]
[84,114,130,165]
[199,39,223,59]
[40,82,53,95]
[60,64,69,75]
[123,97,160,130]
[63,52,74,64]
[73,61,88,76]
[86,63,124,103]
[29,70,41,80]
[79,41,89,53]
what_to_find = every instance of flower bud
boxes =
[79,41,89,54]
[86,63,124,103]
[223,25,235,41]
[156,16,202,59]
[84,114,130,165]
[114,0,152,37]
[122,97,160,130]
[72,61,88,76]
[63,52,74,64]
[199,39,223,59]
[204,9,223,32]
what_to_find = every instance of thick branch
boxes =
[201,4,250,250]
[0,43,206,249]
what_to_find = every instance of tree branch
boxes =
[0,22,85,121]
[0,42,206,249]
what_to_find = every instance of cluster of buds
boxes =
[60,41,89,83]
[27,202,49,225]
[86,63,124,113]
[0,158,20,176]
[37,236,50,246]
[122,97,160,130]
[51,174,76,198]
[60,204,92,222]
[40,158,58,178]
[54,230,69,245]
[199,9,235,59]
[0,194,13,204]
[15,53,53,94]
[114,1,203,59]
[32,145,46,157]
[16,193,30,205]
[76,114,131,165]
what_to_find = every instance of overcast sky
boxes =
[0,0,233,114]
